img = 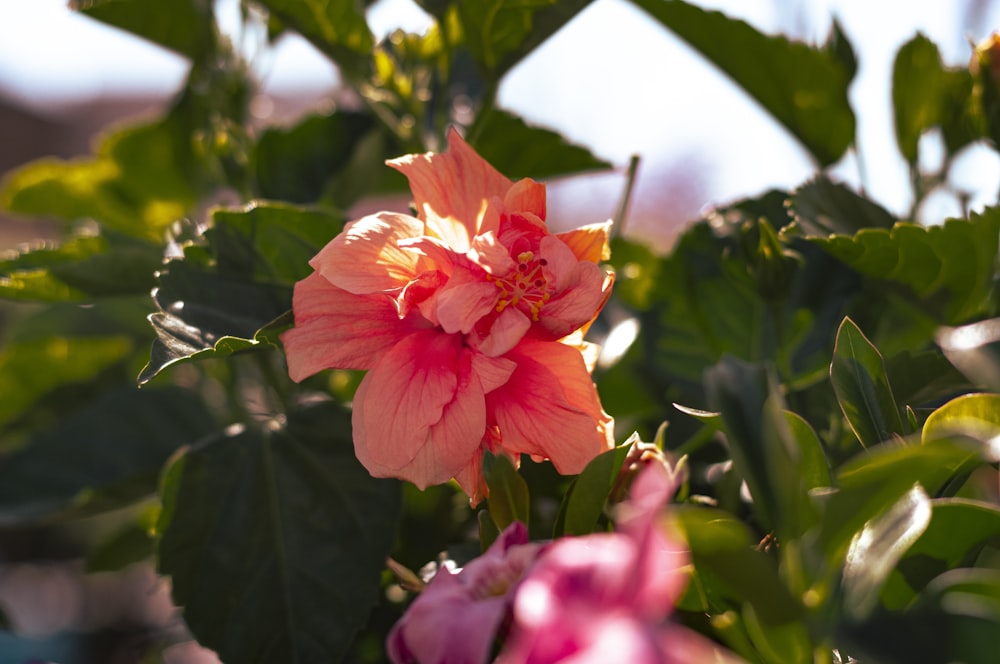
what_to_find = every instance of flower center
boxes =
[489,251,551,321]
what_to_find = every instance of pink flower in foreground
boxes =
[282,128,614,501]
[387,522,543,664]
[498,463,741,664]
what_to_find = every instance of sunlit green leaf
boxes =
[938,317,1000,391]
[830,317,904,448]
[157,401,402,663]
[255,0,374,76]
[473,109,612,179]
[922,393,1000,455]
[809,209,1000,324]
[72,0,215,60]
[0,386,216,524]
[893,34,980,163]
[456,0,594,79]
[630,0,856,166]
[788,176,895,236]
[841,483,932,619]
[558,443,630,536]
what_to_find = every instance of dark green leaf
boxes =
[157,401,402,663]
[885,348,974,408]
[830,317,904,448]
[85,512,157,572]
[788,175,896,236]
[559,443,630,536]
[484,453,530,531]
[73,0,215,60]
[892,34,980,163]
[630,0,856,166]
[473,109,612,179]
[456,0,594,79]
[841,483,932,618]
[0,386,217,524]
[253,112,384,204]
[809,208,1000,324]
[255,0,374,77]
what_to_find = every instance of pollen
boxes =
[490,249,552,320]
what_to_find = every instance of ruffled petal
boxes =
[503,178,547,220]
[352,330,486,488]
[310,212,425,294]
[533,261,608,340]
[282,273,422,380]
[387,127,512,252]
[475,306,532,357]
[434,264,501,334]
[488,339,614,474]
[556,220,612,263]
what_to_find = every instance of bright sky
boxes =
[2,0,999,244]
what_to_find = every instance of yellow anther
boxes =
[517,251,534,264]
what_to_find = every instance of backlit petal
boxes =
[489,339,614,474]
[282,273,422,380]
[434,264,501,334]
[388,127,512,252]
[311,212,424,294]
[503,178,546,220]
[352,330,486,487]
[556,220,612,263]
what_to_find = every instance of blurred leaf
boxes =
[824,18,857,81]
[809,209,1000,324]
[456,0,594,79]
[0,386,216,524]
[885,348,974,408]
[0,232,161,302]
[255,0,374,76]
[558,443,630,536]
[0,336,132,434]
[73,0,215,60]
[253,111,383,204]
[830,317,904,448]
[788,176,895,236]
[938,317,1000,391]
[85,508,158,572]
[818,437,984,569]
[742,603,812,664]
[631,0,855,166]
[607,237,661,310]
[674,504,801,625]
[841,483,932,619]
[473,109,612,179]
[1,114,203,242]
[922,393,1000,455]
[484,453,530,531]
[893,34,980,163]
[157,400,402,663]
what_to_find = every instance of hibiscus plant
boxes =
[3,0,1000,662]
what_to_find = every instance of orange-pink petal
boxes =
[556,220,613,263]
[281,273,424,380]
[352,330,486,488]
[387,128,512,252]
[503,178,546,221]
[310,212,424,295]
[488,338,614,474]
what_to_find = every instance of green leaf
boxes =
[630,0,856,166]
[0,386,216,524]
[253,112,385,204]
[674,504,801,625]
[72,0,215,60]
[809,209,1000,324]
[841,483,932,619]
[85,507,158,572]
[472,109,612,179]
[885,348,974,408]
[255,0,374,77]
[1,115,203,242]
[788,176,896,236]
[559,443,631,536]
[0,336,132,434]
[157,401,402,663]
[892,34,980,163]
[0,231,161,302]
[830,317,904,448]
[922,393,1000,455]
[484,453,530,531]
[456,0,594,79]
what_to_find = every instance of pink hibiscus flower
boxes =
[281,129,614,501]
[498,463,742,664]
[387,522,543,664]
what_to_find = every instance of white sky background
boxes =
[1,0,1000,246]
